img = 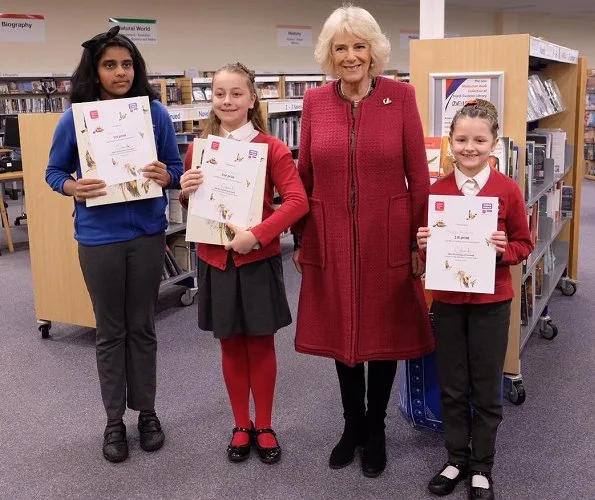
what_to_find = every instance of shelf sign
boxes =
[108,18,157,44]
[268,100,303,114]
[0,14,45,43]
[277,25,312,47]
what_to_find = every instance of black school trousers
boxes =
[432,299,511,474]
[78,232,165,422]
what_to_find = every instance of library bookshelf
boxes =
[410,34,585,404]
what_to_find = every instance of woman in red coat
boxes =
[292,5,434,478]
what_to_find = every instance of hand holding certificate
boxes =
[191,135,264,228]
[424,194,498,294]
[72,96,163,206]
[185,137,267,246]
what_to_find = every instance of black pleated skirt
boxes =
[197,253,292,339]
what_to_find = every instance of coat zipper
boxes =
[350,101,358,362]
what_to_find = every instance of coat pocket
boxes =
[388,193,412,267]
[299,197,325,268]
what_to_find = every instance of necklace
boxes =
[339,78,373,104]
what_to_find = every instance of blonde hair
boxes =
[449,99,499,138]
[201,62,268,138]
[314,3,390,78]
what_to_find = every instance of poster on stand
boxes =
[428,72,505,137]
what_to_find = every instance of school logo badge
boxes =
[211,141,220,150]
[248,149,258,159]
[482,203,493,213]
[89,110,99,119]
[129,102,138,112]
[435,201,445,211]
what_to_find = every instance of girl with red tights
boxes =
[179,62,308,464]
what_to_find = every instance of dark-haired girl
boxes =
[45,26,182,463]
[417,100,533,500]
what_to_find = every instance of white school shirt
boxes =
[221,121,259,142]
[454,165,491,196]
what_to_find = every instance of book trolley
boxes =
[18,113,197,338]
[410,34,585,404]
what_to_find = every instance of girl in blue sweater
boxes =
[45,26,182,463]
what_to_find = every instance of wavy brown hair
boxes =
[201,62,268,138]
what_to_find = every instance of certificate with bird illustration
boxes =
[191,135,265,228]
[72,96,162,206]
[425,194,498,294]
[186,137,267,246]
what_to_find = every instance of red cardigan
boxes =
[424,170,533,304]
[182,133,308,270]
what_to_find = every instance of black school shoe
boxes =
[469,471,495,500]
[103,423,128,463]
[138,412,165,452]
[253,428,281,464]
[428,462,469,496]
[227,424,253,463]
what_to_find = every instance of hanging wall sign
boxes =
[0,14,45,43]
[108,18,157,44]
[276,25,312,46]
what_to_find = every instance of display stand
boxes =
[410,34,585,404]
[19,113,196,338]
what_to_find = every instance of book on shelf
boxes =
[527,74,565,121]
[527,200,540,246]
[269,115,301,149]
[560,185,574,218]
[285,81,319,98]
[532,128,566,176]
[423,137,441,178]
[534,256,545,298]
[192,88,207,101]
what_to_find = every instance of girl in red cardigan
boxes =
[417,100,533,500]
[179,63,308,464]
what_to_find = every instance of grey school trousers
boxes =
[78,232,165,422]
[432,299,511,474]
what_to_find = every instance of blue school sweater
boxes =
[46,99,182,246]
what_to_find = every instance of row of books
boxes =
[285,81,319,98]
[270,115,301,149]
[165,86,183,105]
[257,83,280,99]
[192,86,212,102]
[527,74,565,122]
[0,96,71,115]
[161,246,185,281]
[526,182,574,246]
[521,246,556,326]
[0,79,71,95]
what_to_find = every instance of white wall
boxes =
[0,1,591,75]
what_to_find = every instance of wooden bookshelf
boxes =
[410,34,585,397]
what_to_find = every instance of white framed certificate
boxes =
[425,194,498,294]
[185,138,267,246]
[72,96,163,206]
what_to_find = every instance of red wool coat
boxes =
[293,78,435,366]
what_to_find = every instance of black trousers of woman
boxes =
[78,232,166,424]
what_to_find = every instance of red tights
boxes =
[220,334,278,448]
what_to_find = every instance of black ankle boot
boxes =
[361,420,386,478]
[329,418,366,469]
[331,361,367,469]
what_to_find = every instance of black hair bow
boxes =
[81,25,120,50]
